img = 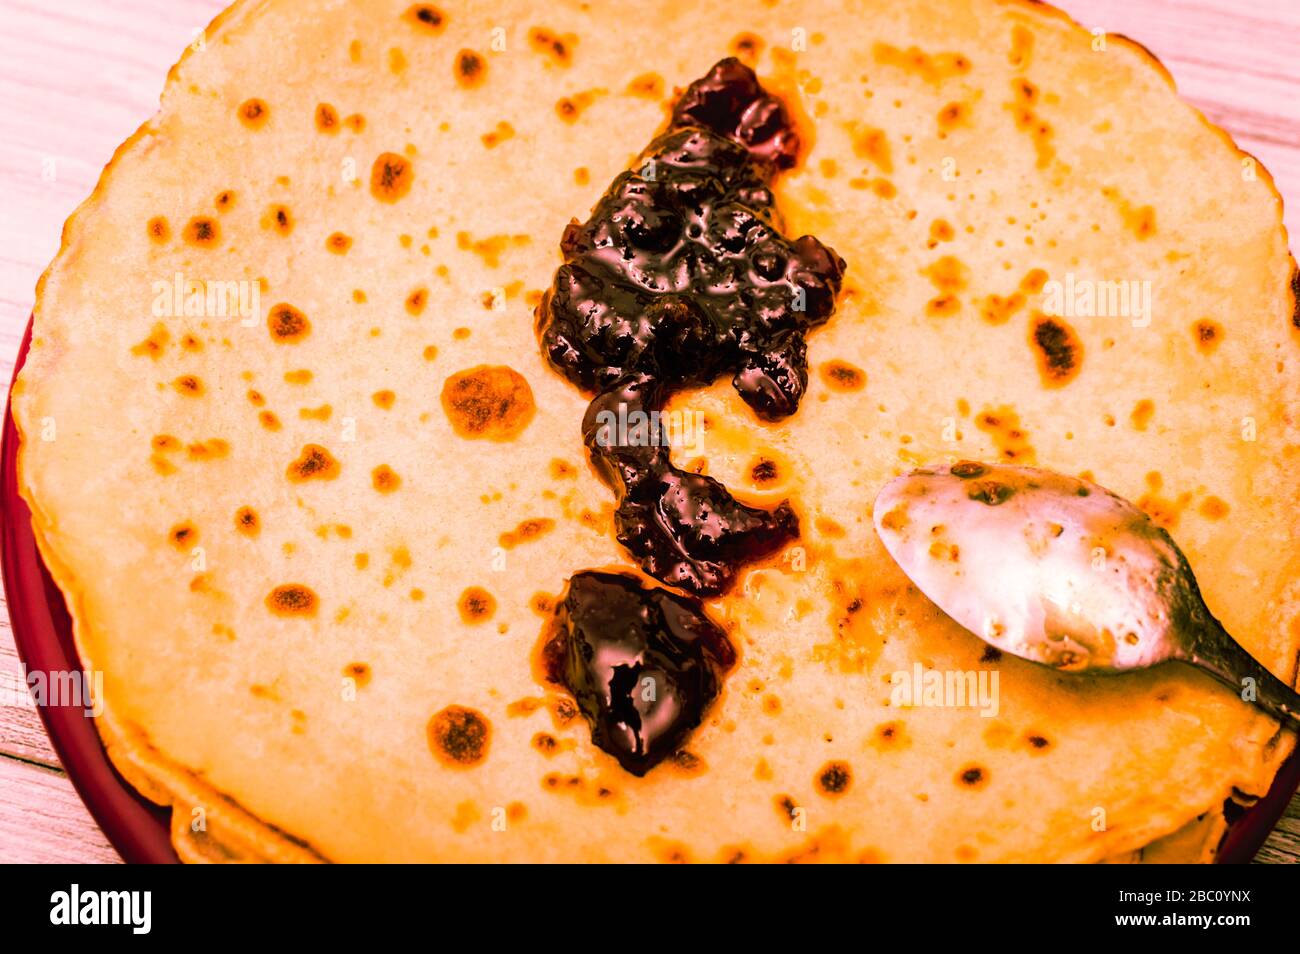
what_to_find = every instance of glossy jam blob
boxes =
[537,58,846,595]
[544,570,736,776]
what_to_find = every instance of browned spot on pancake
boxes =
[370,152,413,202]
[314,102,339,133]
[453,327,470,340]
[169,522,197,549]
[441,365,535,440]
[323,232,351,254]
[1006,83,1055,169]
[423,345,438,361]
[816,761,852,796]
[551,696,578,727]
[454,49,486,87]
[1130,399,1155,431]
[371,464,401,493]
[299,404,332,421]
[146,216,170,243]
[870,720,910,751]
[405,287,427,315]
[574,166,590,185]
[237,98,268,128]
[937,100,970,132]
[458,586,496,623]
[388,47,408,75]
[214,191,235,211]
[265,584,318,617]
[924,255,967,292]
[528,27,574,66]
[648,839,692,864]
[1194,319,1223,354]
[730,31,764,62]
[481,120,515,147]
[234,506,259,536]
[1012,77,1038,106]
[344,662,371,687]
[928,218,955,245]
[286,444,340,482]
[499,518,555,549]
[132,323,170,358]
[957,765,987,788]
[532,732,559,755]
[975,405,1035,463]
[1101,186,1157,239]
[926,294,960,317]
[186,438,229,460]
[1008,24,1033,68]
[819,360,866,392]
[626,72,663,98]
[980,292,1024,325]
[428,705,490,768]
[372,389,396,409]
[172,375,203,396]
[344,113,365,132]
[873,41,973,83]
[951,461,986,478]
[776,794,799,821]
[1026,733,1051,752]
[182,216,220,248]
[264,204,293,236]
[507,696,545,716]
[152,434,180,452]
[1291,267,1300,331]
[815,516,846,538]
[455,230,530,268]
[555,90,604,124]
[981,645,1003,663]
[1199,495,1230,520]
[267,303,310,342]
[750,457,779,485]
[850,123,892,173]
[549,458,575,479]
[404,3,445,33]
[1030,313,1083,387]
[284,369,312,385]
[259,411,282,431]
[181,334,202,352]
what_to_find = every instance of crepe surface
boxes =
[12,0,1300,862]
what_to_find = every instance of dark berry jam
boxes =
[537,57,846,596]
[545,570,736,776]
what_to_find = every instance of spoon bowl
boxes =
[873,461,1300,727]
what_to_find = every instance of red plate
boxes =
[1,317,1295,864]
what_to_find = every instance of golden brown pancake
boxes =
[12,0,1298,862]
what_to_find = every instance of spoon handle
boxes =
[1184,622,1300,730]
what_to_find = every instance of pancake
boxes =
[11,0,1298,862]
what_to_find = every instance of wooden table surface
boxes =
[0,0,1297,864]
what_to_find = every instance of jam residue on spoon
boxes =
[537,57,846,596]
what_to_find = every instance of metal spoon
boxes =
[872,460,1300,728]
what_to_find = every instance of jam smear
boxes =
[537,58,846,595]
[544,570,736,776]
